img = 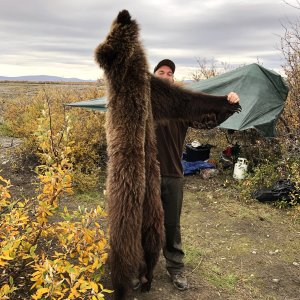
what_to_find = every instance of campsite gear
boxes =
[185,143,212,162]
[222,143,241,158]
[252,179,298,203]
[191,140,201,148]
[207,158,217,165]
[181,160,215,175]
[233,158,248,180]
[66,97,107,112]
[65,63,289,137]
[200,168,219,179]
[219,154,233,169]
[231,143,241,157]
[188,63,289,136]
[223,145,232,157]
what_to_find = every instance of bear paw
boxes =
[117,9,132,25]
[96,44,116,67]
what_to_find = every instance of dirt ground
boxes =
[1,135,299,300]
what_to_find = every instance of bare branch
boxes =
[282,0,300,9]
[43,88,58,160]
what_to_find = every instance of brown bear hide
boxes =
[95,10,164,300]
[94,9,241,300]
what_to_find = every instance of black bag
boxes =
[185,144,212,162]
[252,179,296,202]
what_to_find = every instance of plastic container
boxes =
[233,158,248,180]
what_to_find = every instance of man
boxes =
[154,59,239,291]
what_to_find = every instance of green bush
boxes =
[3,86,107,192]
[238,157,300,208]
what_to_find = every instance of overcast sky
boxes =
[0,0,299,80]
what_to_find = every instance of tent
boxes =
[66,97,107,112]
[66,63,289,137]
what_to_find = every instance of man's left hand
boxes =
[227,92,240,104]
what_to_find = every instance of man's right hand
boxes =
[227,92,240,104]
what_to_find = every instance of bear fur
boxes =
[95,10,164,299]
[95,10,241,300]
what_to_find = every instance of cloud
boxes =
[0,0,298,79]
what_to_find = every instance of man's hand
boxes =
[227,92,240,104]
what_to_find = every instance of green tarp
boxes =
[66,63,289,137]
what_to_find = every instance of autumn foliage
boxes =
[3,86,107,192]
[0,102,111,299]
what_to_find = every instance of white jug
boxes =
[233,158,248,180]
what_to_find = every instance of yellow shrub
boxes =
[4,85,107,192]
[0,104,111,299]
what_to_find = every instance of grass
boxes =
[206,267,239,291]
[75,190,105,204]
[184,244,204,265]
[180,175,300,298]
[0,123,13,136]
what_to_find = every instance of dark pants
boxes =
[161,176,185,275]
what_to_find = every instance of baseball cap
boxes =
[153,59,175,74]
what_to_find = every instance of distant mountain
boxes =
[0,75,95,82]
